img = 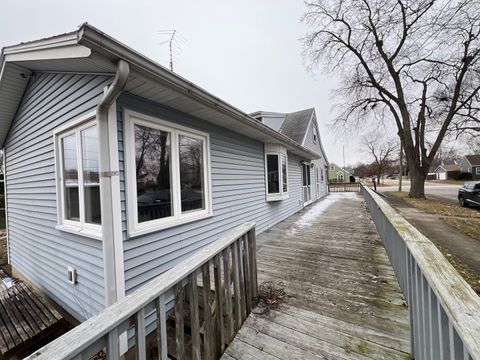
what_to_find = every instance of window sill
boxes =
[128,211,213,238]
[56,224,102,241]
[266,193,289,202]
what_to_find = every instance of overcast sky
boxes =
[0,0,366,166]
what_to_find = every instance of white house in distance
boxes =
[0,24,328,321]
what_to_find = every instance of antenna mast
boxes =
[158,30,186,72]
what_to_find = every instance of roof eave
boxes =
[77,24,320,160]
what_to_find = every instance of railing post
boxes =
[155,294,168,360]
[214,254,225,354]
[202,262,214,360]
[188,270,201,360]
[248,228,258,300]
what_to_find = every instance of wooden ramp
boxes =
[0,270,63,357]
[222,193,411,360]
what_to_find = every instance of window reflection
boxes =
[179,135,205,212]
[62,134,79,221]
[135,124,172,222]
[267,154,279,194]
[81,126,101,224]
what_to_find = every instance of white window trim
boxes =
[53,111,102,240]
[265,152,289,202]
[124,110,213,237]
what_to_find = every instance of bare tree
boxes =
[364,134,398,184]
[303,0,480,197]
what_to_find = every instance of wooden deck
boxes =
[0,270,63,357]
[222,193,411,360]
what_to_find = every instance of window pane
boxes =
[62,135,79,221]
[84,185,101,224]
[179,135,205,212]
[81,126,99,184]
[135,124,172,222]
[267,154,279,194]
[81,126,101,225]
[281,155,287,193]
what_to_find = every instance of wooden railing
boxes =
[26,222,258,360]
[328,182,361,192]
[362,185,480,359]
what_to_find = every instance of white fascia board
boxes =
[3,32,78,54]
[4,45,91,62]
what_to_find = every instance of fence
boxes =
[328,182,361,192]
[26,222,258,360]
[362,185,480,360]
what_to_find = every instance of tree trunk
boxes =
[408,167,427,198]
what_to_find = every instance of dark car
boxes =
[458,181,480,207]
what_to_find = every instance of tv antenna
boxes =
[158,30,186,72]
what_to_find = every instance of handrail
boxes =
[26,222,258,360]
[362,185,480,359]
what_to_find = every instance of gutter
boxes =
[78,24,320,160]
[97,59,129,306]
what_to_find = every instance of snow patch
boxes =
[286,193,359,235]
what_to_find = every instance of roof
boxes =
[465,155,480,166]
[279,108,315,144]
[0,24,320,160]
[435,164,460,172]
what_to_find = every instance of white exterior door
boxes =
[302,164,312,205]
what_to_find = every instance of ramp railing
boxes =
[362,185,480,360]
[26,222,258,360]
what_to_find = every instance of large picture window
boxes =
[126,111,212,236]
[56,118,101,238]
[265,149,288,201]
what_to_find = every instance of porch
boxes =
[25,187,480,360]
[222,192,411,359]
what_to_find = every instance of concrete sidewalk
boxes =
[383,194,480,277]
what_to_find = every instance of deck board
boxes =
[0,271,63,356]
[222,193,411,360]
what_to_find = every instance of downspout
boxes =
[97,59,129,307]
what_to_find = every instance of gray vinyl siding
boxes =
[117,94,305,293]
[4,72,112,320]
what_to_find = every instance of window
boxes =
[56,118,101,239]
[476,167,480,175]
[264,147,288,201]
[313,126,318,143]
[126,111,211,236]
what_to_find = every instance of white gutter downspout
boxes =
[97,59,129,307]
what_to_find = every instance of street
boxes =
[377,180,462,204]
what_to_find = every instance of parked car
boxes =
[458,181,480,207]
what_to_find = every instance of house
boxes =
[433,163,460,180]
[250,108,329,202]
[0,24,328,321]
[328,163,351,183]
[459,155,480,180]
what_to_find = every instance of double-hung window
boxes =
[125,111,212,236]
[264,144,288,201]
[55,116,101,239]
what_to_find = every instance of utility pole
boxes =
[343,145,346,183]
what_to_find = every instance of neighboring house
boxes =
[459,155,480,180]
[250,108,329,204]
[433,164,460,180]
[327,163,351,183]
[0,25,328,321]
